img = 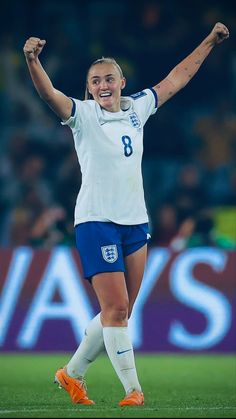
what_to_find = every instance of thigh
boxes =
[124,244,147,317]
[92,271,129,325]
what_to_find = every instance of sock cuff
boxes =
[103,326,127,333]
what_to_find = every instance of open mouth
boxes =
[99,92,112,98]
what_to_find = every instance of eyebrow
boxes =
[91,73,115,79]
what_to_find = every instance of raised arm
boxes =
[23,37,73,120]
[154,22,229,108]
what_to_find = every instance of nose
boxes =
[100,79,109,90]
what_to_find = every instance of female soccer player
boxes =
[23,22,229,406]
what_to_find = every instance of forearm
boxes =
[26,56,72,120]
[24,37,73,120]
[26,57,55,102]
[167,34,215,90]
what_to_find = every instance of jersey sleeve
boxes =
[130,88,158,125]
[60,98,84,131]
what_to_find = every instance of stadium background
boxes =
[0,0,236,354]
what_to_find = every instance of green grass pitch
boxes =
[0,353,235,418]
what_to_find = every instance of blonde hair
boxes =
[84,57,124,100]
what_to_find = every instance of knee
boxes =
[102,301,129,325]
[113,305,128,323]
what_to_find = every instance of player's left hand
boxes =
[209,22,229,45]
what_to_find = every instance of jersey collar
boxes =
[96,96,133,125]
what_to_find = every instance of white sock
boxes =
[103,326,142,394]
[67,312,104,378]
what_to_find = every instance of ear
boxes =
[87,83,92,95]
[85,79,92,94]
[121,77,126,90]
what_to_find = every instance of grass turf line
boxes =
[0,353,235,418]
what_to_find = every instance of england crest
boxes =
[129,112,141,129]
[101,245,118,263]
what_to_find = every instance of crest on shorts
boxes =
[101,245,118,263]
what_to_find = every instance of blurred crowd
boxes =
[0,0,236,249]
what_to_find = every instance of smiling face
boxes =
[87,62,126,112]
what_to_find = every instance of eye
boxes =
[107,77,115,83]
[92,79,99,85]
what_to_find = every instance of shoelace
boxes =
[75,376,87,391]
[62,366,87,390]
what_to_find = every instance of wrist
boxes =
[25,55,39,65]
[205,33,216,47]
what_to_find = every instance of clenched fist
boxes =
[209,22,229,45]
[23,37,46,61]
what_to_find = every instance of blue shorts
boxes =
[75,221,150,280]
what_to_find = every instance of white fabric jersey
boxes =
[62,88,158,226]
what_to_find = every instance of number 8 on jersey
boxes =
[121,135,133,157]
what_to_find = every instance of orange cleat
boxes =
[119,390,144,406]
[54,367,94,405]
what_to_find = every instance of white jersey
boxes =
[62,88,158,226]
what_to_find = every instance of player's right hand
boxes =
[209,22,229,45]
[23,37,46,61]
